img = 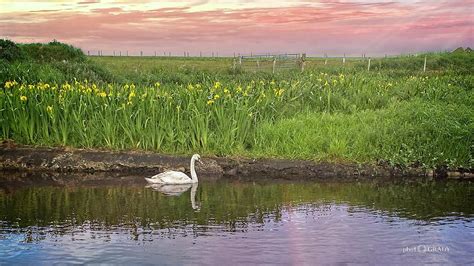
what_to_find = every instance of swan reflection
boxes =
[147,183,200,210]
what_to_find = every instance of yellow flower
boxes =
[275,88,284,97]
[97,92,107,98]
[154,82,161,88]
[236,86,242,93]
[207,99,214,105]
[214,81,221,89]
[213,94,220,100]
[5,80,18,89]
[20,95,27,101]
[46,106,53,113]
[187,84,194,90]
[62,83,71,90]
[128,91,136,101]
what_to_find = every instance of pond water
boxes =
[0,173,473,265]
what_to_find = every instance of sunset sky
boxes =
[0,0,473,56]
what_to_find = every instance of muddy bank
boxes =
[0,143,471,180]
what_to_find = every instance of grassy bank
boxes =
[1,40,473,170]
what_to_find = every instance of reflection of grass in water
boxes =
[0,181,472,229]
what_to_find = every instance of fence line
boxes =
[85,50,434,73]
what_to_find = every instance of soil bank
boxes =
[0,142,471,181]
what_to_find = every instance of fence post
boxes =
[423,55,427,72]
[113,51,115,56]
[256,59,260,70]
[343,53,346,65]
[233,58,236,71]
[272,57,276,74]
[325,53,328,65]
[301,53,306,72]
[239,56,242,66]
[141,51,143,56]
[367,58,371,71]
[120,51,121,56]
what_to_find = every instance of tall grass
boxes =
[1,40,473,169]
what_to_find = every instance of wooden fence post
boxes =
[325,53,328,65]
[423,55,427,72]
[301,53,306,72]
[272,57,276,74]
[239,56,242,66]
[367,58,371,71]
[343,53,346,65]
[256,59,260,70]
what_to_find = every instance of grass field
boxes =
[1,40,473,170]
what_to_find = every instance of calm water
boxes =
[0,173,473,265]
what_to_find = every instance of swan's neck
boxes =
[190,158,198,183]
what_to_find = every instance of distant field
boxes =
[1,40,473,170]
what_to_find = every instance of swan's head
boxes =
[192,154,202,164]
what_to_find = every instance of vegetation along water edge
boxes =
[1,40,473,177]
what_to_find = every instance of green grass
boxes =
[1,40,473,170]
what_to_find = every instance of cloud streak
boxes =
[1,0,472,55]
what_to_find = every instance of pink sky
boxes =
[0,0,473,56]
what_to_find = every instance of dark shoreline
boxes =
[0,142,472,181]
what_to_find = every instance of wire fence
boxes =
[86,49,436,73]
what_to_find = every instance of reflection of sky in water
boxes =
[1,204,473,265]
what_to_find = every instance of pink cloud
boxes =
[1,0,473,56]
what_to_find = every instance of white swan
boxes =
[145,154,201,184]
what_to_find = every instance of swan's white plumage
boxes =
[145,154,200,185]
[145,171,193,184]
